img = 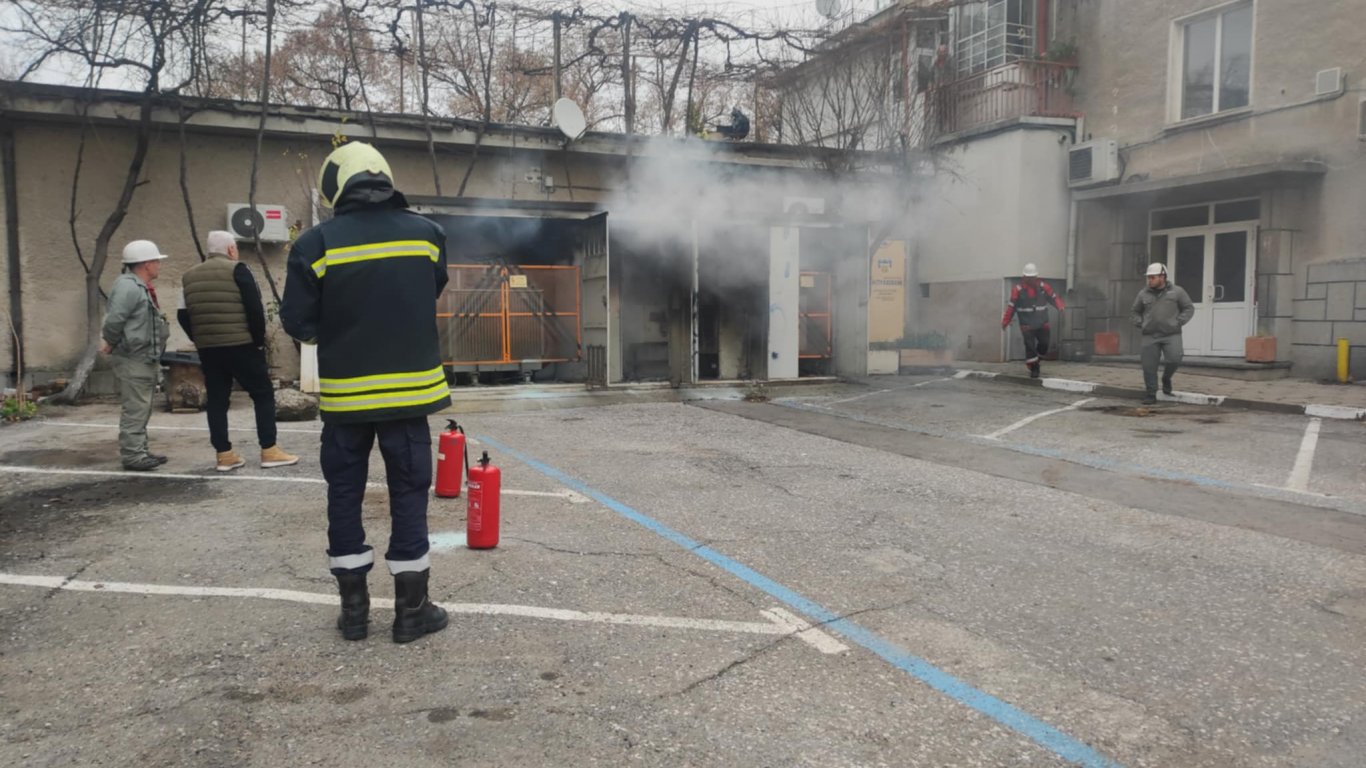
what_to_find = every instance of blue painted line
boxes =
[477,434,1123,768]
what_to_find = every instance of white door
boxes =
[1167,226,1255,356]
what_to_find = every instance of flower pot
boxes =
[1093,331,1120,356]
[899,349,953,369]
[1245,336,1276,363]
[868,349,899,375]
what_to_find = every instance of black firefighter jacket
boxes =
[280,183,451,424]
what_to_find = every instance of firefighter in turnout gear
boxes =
[280,141,452,644]
[1001,263,1065,378]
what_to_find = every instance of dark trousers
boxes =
[199,344,277,453]
[1021,325,1051,365]
[1141,333,1184,395]
[320,417,433,574]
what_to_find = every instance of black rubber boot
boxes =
[334,572,370,641]
[392,570,448,644]
[1161,375,1174,396]
[1029,362,1041,379]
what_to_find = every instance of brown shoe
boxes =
[260,445,299,469]
[216,450,247,472]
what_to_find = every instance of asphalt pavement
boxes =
[1,378,1363,767]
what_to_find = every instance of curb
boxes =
[952,369,1366,421]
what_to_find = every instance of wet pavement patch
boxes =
[1081,404,1220,420]
[0,478,220,541]
[1,447,112,468]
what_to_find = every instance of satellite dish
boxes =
[552,98,587,142]
[815,0,841,19]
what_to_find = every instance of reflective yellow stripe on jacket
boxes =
[318,366,448,413]
[311,240,440,278]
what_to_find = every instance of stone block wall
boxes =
[1292,258,1366,379]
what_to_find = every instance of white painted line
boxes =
[953,370,997,380]
[1158,391,1225,406]
[0,465,581,502]
[1040,378,1097,394]
[39,419,324,435]
[36,419,484,443]
[1286,418,1323,493]
[760,606,849,655]
[0,573,837,650]
[825,377,953,406]
[979,397,1096,441]
[1305,404,1366,421]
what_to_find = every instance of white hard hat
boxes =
[1145,262,1168,277]
[1022,263,1039,277]
[121,240,169,265]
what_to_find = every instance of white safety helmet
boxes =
[1021,263,1039,277]
[1145,262,1168,277]
[121,240,169,265]
[317,141,394,208]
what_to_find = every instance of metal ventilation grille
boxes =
[1068,146,1094,182]
[1316,67,1343,96]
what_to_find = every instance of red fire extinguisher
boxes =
[434,420,466,498]
[466,451,501,549]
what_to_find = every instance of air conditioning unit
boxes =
[1315,67,1343,97]
[1067,140,1120,188]
[227,204,291,242]
[783,196,826,217]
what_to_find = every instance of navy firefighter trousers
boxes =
[320,417,433,576]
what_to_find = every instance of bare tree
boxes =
[5,0,233,402]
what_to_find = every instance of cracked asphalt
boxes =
[1,376,1364,767]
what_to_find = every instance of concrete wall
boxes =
[913,127,1071,361]
[3,118,624,389]
[1064,0,1366,376]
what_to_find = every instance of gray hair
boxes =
[206,230,237,255]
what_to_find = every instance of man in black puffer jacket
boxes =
[281,141,451,644]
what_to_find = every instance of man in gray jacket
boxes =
[1130,262,1195,405]
[100,240,171,471]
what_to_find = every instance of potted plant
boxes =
[897,332,953,369]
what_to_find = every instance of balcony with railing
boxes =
[925,59,1078,142]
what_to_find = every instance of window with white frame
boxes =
[1174,2,1253,120]
[956,0,1035,75]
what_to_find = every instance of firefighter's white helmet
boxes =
[1022,263,1039,277]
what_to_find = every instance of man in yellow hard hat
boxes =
[280,141,451,644]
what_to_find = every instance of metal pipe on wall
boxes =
[2,124,23,386]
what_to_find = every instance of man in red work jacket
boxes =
[1001,263,1065,379]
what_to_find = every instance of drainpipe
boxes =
[1,123,22,387]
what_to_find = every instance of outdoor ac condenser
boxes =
[1067,140,1120,188]
[226,203,291,242]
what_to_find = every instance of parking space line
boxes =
[0,573,844,652]
[824,378,953,406]
[37,419,325,436]
[33,419,484,444]
[477,435,1123,768]
[1286,418,1323,493]
[980,398,1096,441]
[0,465,579,502]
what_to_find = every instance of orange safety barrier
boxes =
[438,265,582,367]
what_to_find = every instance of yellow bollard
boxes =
[1338,337,1351,383]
